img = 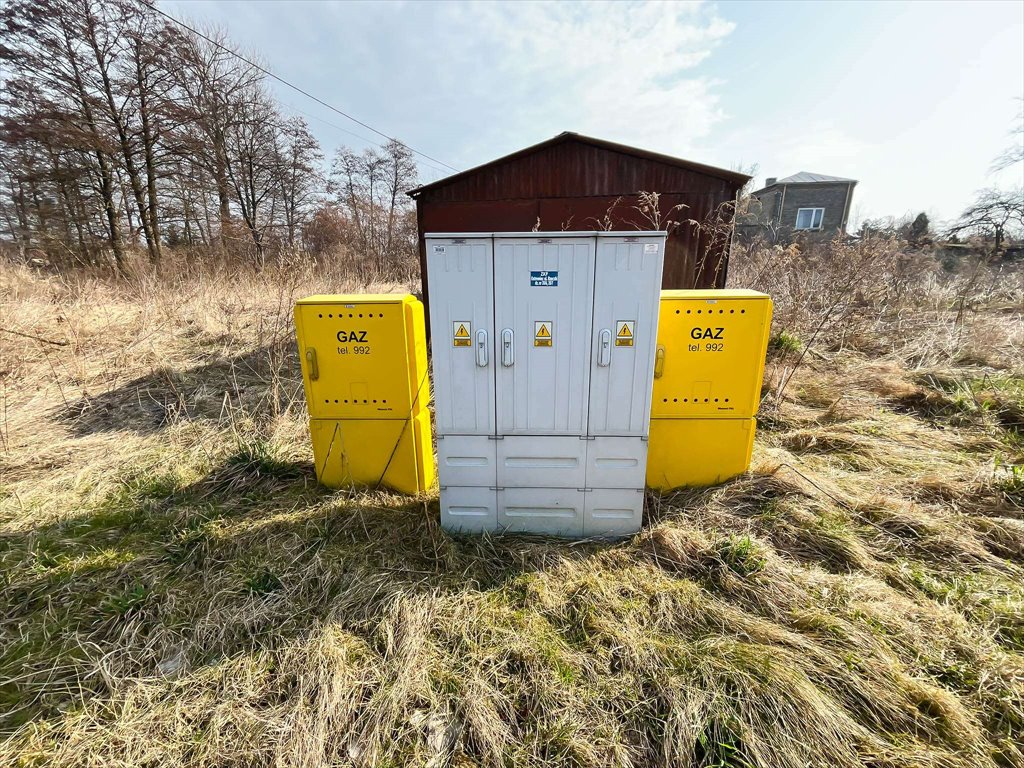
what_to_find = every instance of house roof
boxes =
[774,171,856,184]
[407,131,751,197]
[750,171,857,196]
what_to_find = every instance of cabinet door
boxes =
[588,235,664,436]
[496,435,587,488]
[436,435,496,488]
[584,488,644,538]
[585,436,647,490]
[426,237,495,435]
[295,298,418,421]
[440,486,497,534]
[650,293,772,419]
[498,487,584,537]
[494,236,595,435]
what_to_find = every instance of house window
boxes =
[795,208,824,230]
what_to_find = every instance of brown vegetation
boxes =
[1,3,1021,764]
[1,235,1022,767]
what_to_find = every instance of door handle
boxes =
[305,348,319,380]
[598,329,611,367]
[654,345,665,378]
[476,329,488,367]
[501,328,514,367]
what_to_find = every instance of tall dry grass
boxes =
[0,239,1022,767]
[731,235,1024,368]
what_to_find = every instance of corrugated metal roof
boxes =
[773,171,856,184]
[407,132,750,197]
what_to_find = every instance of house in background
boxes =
[743,172,857,241]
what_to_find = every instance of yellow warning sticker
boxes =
[453,321,471,347]
[534,321,552,347]
[615,320,635,347]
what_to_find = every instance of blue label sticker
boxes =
[530,270,558,287]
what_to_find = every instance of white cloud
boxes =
[418,1,736,165]
[163,0,735,178]
[164,0,1021,220]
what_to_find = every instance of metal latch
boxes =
[654,345,665,378]
[305,347,319,380]
[476,329,489,367]
[597,328,612,367]
[501,328,515,367]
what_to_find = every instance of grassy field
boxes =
[1,245,1023,767]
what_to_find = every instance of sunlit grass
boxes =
[1,258,1022,767]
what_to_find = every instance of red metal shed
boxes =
[408,132,750,317]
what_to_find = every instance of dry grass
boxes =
[1,243,1023,767]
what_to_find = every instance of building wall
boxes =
[737,180,856,243]
[778,182,853,236]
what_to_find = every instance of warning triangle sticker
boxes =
[536,324,551,338]
[454,323,470,338]
[618,323,632,337]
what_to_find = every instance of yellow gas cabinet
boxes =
[647,290,772,490]
[295,294,435,494]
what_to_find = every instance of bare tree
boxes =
[329,141,417,271]
[169,25,263,241]
[0,0,131,270]
[991,99,1023,173]
[380,139,416,264]
[121,1,181,263]
[947,187,1024,255]
[79,0,170,263]
[222,85,280,263]
[0,1,413,275]
[273,116,322,249]
[330,148,369,257]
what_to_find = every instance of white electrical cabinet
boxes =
[427,231,665,538]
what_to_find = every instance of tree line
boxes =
[0,0,419,274]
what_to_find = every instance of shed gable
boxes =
[412,136,740,203]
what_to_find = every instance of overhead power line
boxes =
[143,0,460,174]
[277,98,453,179]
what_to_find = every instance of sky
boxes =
[163,0,1024,226]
